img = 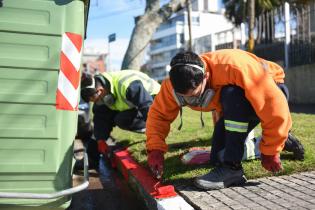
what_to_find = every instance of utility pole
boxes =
[107,33,116,71]
[186,0,192,51]
[284,2,290,70]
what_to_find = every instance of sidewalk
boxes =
[176,171,315,210]
[112,148,315,210]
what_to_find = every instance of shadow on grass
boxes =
[114,139,146,148]
[281,152,302,160]
[167,137,212,153]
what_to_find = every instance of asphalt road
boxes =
[68,157,146,210]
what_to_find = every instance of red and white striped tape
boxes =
[56,32,83,111]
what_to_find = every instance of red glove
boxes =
[261,153,283,173]
[97,139,108,155]
[147,150,164,179]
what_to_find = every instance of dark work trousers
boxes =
[209,84,289,165]
[93,104,146,141]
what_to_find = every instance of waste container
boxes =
[0,0,90,209]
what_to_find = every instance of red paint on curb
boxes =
[113,149,177,199]
[114,149,137,180]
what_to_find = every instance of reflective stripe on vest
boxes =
[224,120,248,133]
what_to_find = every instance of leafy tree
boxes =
[223,0,311,50]
[223,0,283,51]
[223,0,282,26]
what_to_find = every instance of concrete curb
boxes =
[112,148,194,210]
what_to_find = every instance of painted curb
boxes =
[112,148,194,210]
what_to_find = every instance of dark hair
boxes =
[169,51,204,94]
[80,72,96,102]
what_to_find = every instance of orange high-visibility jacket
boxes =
[146,49,292,155]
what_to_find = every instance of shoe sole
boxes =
[194,175,247,190]
[225,175,247,187]
[286,133,305,160]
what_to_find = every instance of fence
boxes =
[193,1,315,68]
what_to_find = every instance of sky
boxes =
[85,0,146,70]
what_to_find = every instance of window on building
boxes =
[151,53,164,63]
[192,16,200,25]
[157,14,185,31]
[204,0,209,11]
[191,0,198,11]
[179,33,185,44]
[150,34,177,51]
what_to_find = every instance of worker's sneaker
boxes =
[284,133,305,160]
[194,165,247,190]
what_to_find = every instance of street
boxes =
[68,157,146,210]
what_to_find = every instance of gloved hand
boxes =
[261,153,283,173]
[97,139,108,155]
[147,150,164,179]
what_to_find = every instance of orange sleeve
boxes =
[146,79,180,152]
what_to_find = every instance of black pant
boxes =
[114,109,146,131]
[209,84,289,165]
[93,104,146,141]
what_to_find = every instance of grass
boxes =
[111,107,315,185]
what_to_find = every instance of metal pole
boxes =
[241,23,246,50]
[107,40,110,71]
[186,0,193,51]
[211,33,216,52]
[232,28,237,48]
[284,2,291,70]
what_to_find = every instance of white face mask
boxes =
[183,88,215,108]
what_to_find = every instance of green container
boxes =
[0,0,89,209]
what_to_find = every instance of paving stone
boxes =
[176,171,315,210]
[251,206,269,210]
[242,200,264,207]
[231,195,248,201]
[207,202,230,208]
[288,206,310,210]
[304,204,315,209]
[226,205,249,210]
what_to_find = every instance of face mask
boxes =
[183,88,215,108]
[95,93,115,107]
[102,94,115,106]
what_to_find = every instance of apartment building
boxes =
[147,0,234,81]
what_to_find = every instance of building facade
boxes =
[82,47,107,75]
[147,0,234,81]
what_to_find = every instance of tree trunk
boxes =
[256,15,262,44]
[247,0,255,52]
[186,0,192,51]
[121,0,186,70]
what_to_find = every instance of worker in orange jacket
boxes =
[146,49,303,190]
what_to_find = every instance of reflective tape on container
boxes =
[56,32,83,111]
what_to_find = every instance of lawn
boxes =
[111,107,315,185]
